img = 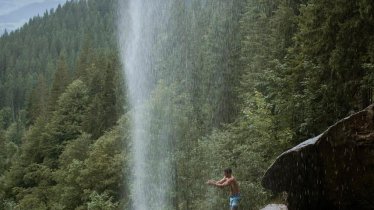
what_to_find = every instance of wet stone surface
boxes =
[262,105,374,210]
[261,204,288,210]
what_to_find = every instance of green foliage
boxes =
[0,131,19,176]
[26,75,48,125]
[48,55,70,113]
[39,79,89,168]
[0,0,117,118]
[83,52,124,139]
[188,91,291,210]
[58,133,92,167]
[53,79,89,140]
[1,0,373,209]
[5,123,24,145]
[87,191,119,210]
[52,159,85,209]
[0,108,12,130]
[2,200,17,210]
[0,106,128,210]
[276,0,374,140]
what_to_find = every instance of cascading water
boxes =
[118,1,173,209]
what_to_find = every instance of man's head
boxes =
[224,168,232,177]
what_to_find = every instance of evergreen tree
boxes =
[26,74,49,125]
[42,79,89,168]
[48,55,70,113]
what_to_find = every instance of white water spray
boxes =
[118,1,173,210]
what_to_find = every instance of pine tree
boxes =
[26,74,48,125]
[42,79,89,168]
[48,55,70,113]
[75,34,93,81]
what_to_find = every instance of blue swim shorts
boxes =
[229,194,240,208]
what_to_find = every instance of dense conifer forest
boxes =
[0,0,373,209]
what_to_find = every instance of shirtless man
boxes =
[207,168,240,210]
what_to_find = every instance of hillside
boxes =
[1,0,374,209]
[0,0,117,117]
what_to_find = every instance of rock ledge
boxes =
[262,105,374,210]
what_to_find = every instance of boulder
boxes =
[262,104,374,210]
[261,204,288,210]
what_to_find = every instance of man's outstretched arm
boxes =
[212,177,233,188]
[207,177,226,185]
[215,177,226,184]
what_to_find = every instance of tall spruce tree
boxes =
[48,55,70,113]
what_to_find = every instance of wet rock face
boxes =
[261,204,288,210]
[262,105,374,210]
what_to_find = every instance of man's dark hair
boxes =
[224,168,232,174]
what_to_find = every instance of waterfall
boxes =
[118,1,174,210]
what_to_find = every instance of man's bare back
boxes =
[227,176,240,195]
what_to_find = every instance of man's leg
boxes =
[230,205,239,210]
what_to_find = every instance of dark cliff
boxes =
[262,105,374,210]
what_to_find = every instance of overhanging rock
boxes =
[262,105,374,210]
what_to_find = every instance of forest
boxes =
[0,0,373,209]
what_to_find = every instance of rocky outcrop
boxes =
[262,105,374,210]
[261,204,288,210]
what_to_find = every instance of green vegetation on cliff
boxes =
[0,0,373,209]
